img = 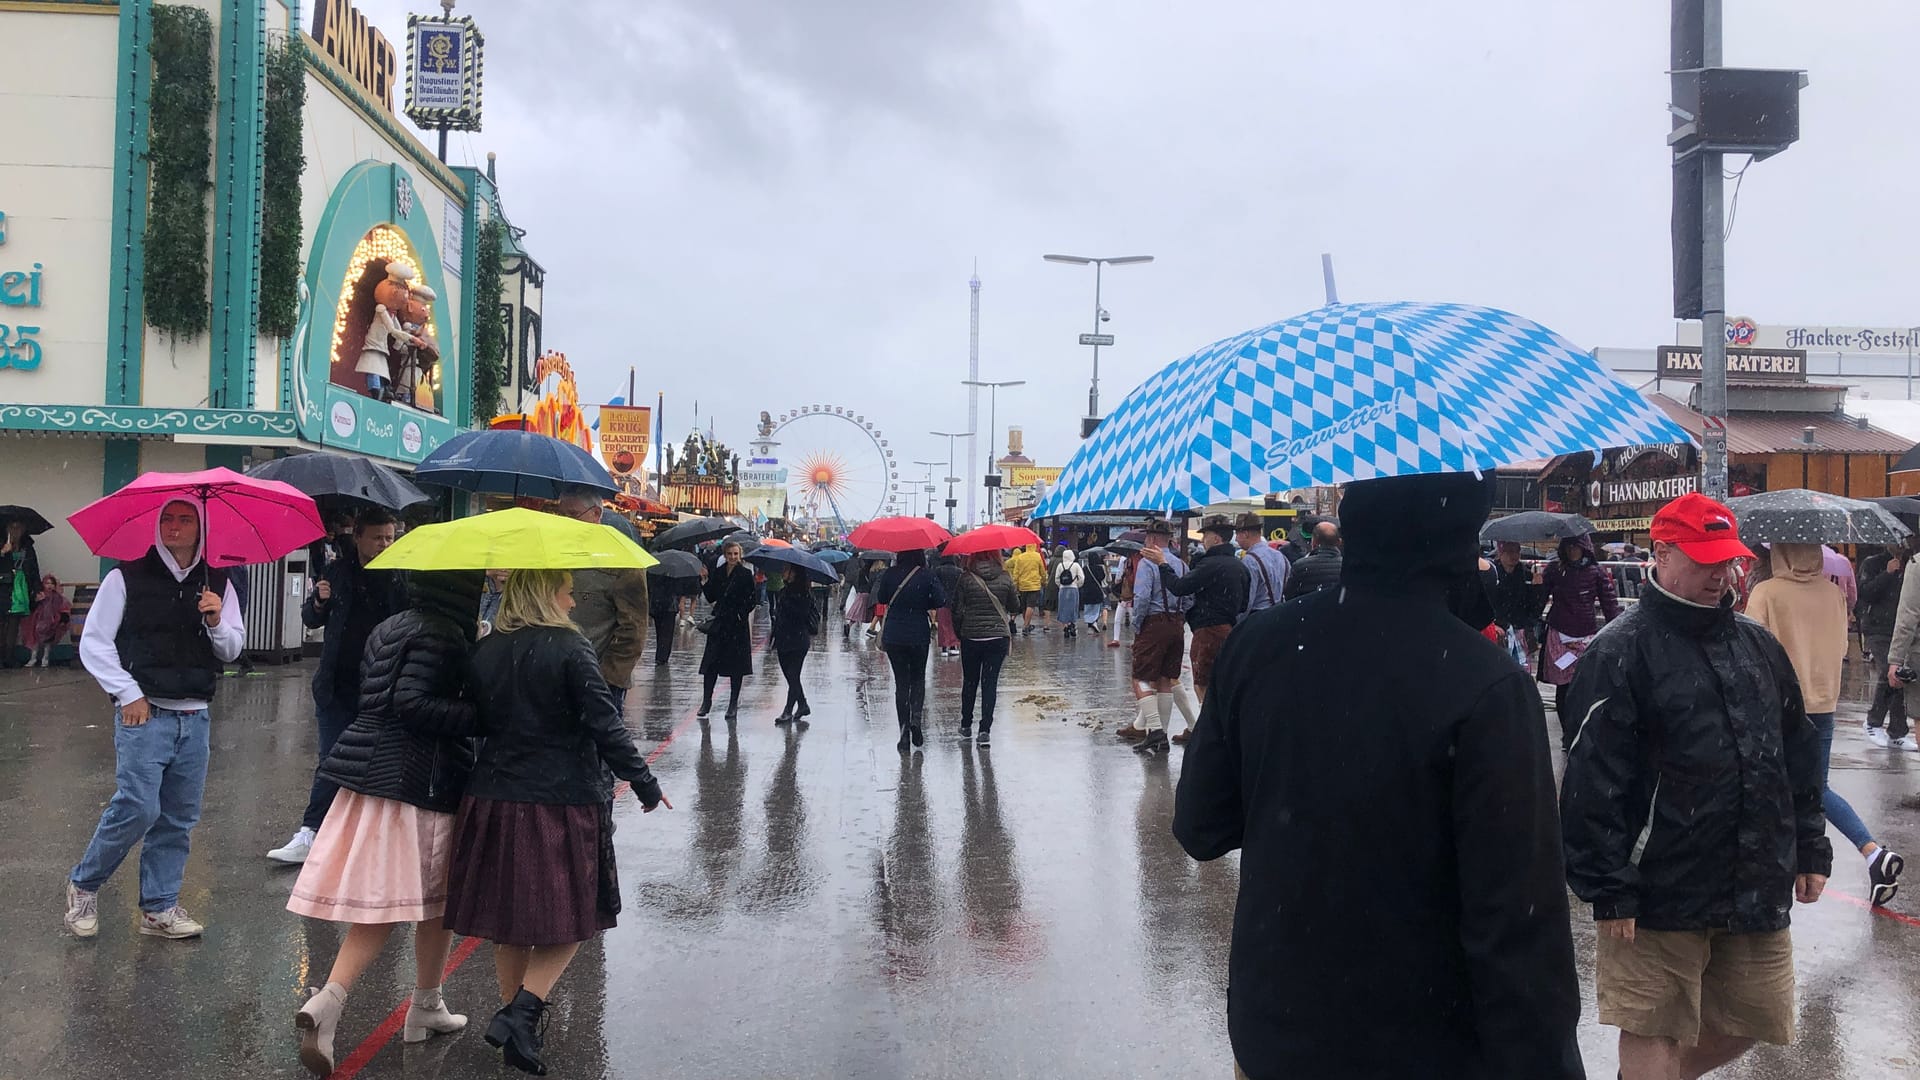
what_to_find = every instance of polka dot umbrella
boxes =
[1725,489,1911,546]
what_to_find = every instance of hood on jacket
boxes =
[410,570,482,642]
[1558,533,1597,566]
[1340,472,1494,592]
[154,495,208,578]
[1061,549,1078,566]
[1769,543,1826,583]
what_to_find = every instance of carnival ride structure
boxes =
[767,405,900,528]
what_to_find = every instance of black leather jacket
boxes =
[318,573,482,814]
[1561,581,1832,933]
[465,625,663,808]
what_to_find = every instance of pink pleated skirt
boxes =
[287,789,455,924]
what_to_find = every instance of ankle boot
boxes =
[897,723,911,752]
[404,985,467,1043]
[697,695,713,718]
[725,688,741,721]
[485,987,550,1075]
[295,982,348,1077]
[796,699,811,718]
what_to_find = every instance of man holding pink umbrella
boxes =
[60,469,319,941]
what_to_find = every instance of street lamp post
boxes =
[962,378,1025,524]
[1044,253,1153,438]
[930,430,973,533]
[911,461,941,520]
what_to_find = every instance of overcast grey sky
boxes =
[354,0,1919,481]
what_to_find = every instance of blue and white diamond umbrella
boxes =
[1034,302,1694,516]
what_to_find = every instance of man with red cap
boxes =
[1561,491,1831,1080]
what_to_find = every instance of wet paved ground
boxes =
[4,618,1920,1079]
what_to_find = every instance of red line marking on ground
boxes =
[329,706,700,1079]
[1825,886,1920,929]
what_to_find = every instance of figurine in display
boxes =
[392,280,440,409]
[356,264,415,401]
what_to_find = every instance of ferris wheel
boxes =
[770,404,901,524]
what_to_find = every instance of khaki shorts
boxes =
[1597,927,1794,1046]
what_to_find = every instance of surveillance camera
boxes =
[1098,309,1111,323]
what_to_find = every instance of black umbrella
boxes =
[1868,496,1920,517]
[748,544,840,586]
[414,429,616,499]
[1107,539,1145,554]
[644,549,706,579]
[652,517,736,551]
[0,505,53,535]
[1479,511,1597,543]
[246,452,431,511]
[1727,488,1912,545]
[857,550,898,563]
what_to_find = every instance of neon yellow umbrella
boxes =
[367,507,659,571]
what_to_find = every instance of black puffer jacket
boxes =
[466,624,662,808]
[1282,547,1342,599]
[1561,580,1833,933]
[318,572,484,814]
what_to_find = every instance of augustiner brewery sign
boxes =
[1656,345,1807,382]
[312,0,399,112]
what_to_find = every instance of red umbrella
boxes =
[69,467,324,567]
[942,524,1042,557]
[847,516,953,553]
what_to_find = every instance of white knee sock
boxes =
[1173,686,1200,728]
[1131,695,1155,731]
[1156,692,1174,732]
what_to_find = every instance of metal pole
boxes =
[1698,0,1728,501]
[437,126,449,164]
[1320,253,1340,305]
[986,386,998,522]
[967,265,981,527]
[1089,261,1104,422]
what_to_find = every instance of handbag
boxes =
[695,616,715,634]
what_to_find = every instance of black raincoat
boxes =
[1174,473,1583,1080]
[1560,580,1833,933]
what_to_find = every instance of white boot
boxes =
[295,982,347,1076]
[404,985,468,1043]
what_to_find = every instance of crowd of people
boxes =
[35,475,1920,1080]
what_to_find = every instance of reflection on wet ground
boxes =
[2,622,1919,1078]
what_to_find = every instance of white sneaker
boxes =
[1900,735,1919,753]
[64,880,99,938]
[139,905,204,939]
[1870,727,1892,749]
[268,827,316,864]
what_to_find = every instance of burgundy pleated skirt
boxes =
[443,796,618,947]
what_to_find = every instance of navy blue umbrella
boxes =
[414,430,616,499]
[748,544,840,586]
[813,549,853,565]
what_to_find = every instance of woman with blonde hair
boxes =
[444,569,671,1075]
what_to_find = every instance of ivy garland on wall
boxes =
[471,216,508,424]
[142,5,214,339]
[258,38,306,339]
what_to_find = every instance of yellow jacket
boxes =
[1007,549,1046,592]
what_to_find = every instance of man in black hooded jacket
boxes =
[1174,473,1583,1080]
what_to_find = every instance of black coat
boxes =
[1857,551,1903,639]
[302,553,407,709]
[1561,581,1833,933]
[317,573,482,814]
[700,563,757,677]
[1282,547,1342,600]
[465,625,662,808]
[1490,561,1541,629]
[0,537,40,612]
[1174,473,1582,1080]
[1160,543,1247,629]
[771,583,819,654]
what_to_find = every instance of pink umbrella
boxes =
[69,467,324,567]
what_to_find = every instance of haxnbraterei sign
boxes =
[1656,345,1808,382]
[0,211,44,371]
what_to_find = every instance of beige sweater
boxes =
[1745,544,1849,713]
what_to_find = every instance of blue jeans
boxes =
[1811,712,1876,852]
[70,706,212,911]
